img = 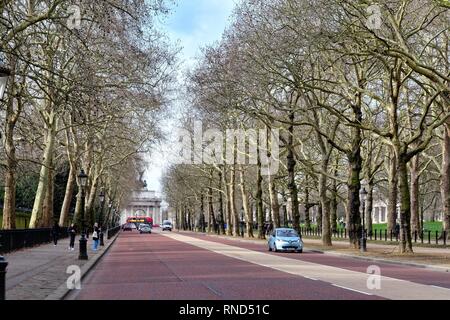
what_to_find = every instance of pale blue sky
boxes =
[163,0,237,68]
[145,0,238,193]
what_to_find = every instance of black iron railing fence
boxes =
[299,227,448,246]
[0,228,69,254]
[107,226,121,239]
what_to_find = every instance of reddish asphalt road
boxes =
[68,230,450,300]
[69,231,384,300]
[182,232,450,289]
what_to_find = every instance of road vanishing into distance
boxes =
[67,229,450,300]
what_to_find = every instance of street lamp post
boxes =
[0,65,11,300]
[78,169,89,260]
[99,190,105,246]
[360,187,368,252]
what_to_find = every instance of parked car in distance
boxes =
[139,224,152,234]
[161,220,173,231]
[122,223,133,231]
[268,228,303,253]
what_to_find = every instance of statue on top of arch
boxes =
[138,170,148,190]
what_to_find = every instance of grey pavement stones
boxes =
[4,235,117,300]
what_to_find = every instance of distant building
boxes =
[120,189,162,225]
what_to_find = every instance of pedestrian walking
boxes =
[51,222,60,246]
[92,223,100,251]
[68,223,76,251]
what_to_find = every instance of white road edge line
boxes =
[303,276,318,281]
[332,284,373,296]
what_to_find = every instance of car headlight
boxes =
[276,239,283,242]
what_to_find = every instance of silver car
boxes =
[139,224,152,234]
[268,228,303,253]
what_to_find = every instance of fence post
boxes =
[436,231,439,245]
[385,229,387,242]
[390,230,393,242]
[428,231,431,244]
[374,229,377,241]
[414,231,417,243]
[444,231,447,246]
[421,230,424,244]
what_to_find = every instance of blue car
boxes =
[268,228,303,253]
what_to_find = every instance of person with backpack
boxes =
[51,222,60,246]
[68,224,76,251]
[92,222,100,251]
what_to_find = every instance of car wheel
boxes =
[297,249,303,253]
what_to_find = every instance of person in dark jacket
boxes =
[51,222,60,246]
[68,224,76,251]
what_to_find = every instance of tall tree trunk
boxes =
[59,166,76,227]
[42,161,55,227]
[441,123,450,239]
[256,139,265,239]
[304,182,311,230]
[398,156,413,253]
[223,166,232,236]
[29,113,57,228]
[218,169,225,235]
[366,181,374,237]
[268,176,280,229]
[387,153,398,233]
[319,160,331,246]
[2,96,17,229]
[410,154,421,235]
[330,179,338,233]
[85,174,99,226]
[230,165,239,237]
[287,112,301,234]
[239,165,253,238]
[200,194,205,233]
[347,153,362,249]
[2,58,18,230]
[317,204,322,231]
[207,185,216,234]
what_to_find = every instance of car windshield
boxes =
[276,230,298,238]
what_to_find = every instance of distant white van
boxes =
[162,220,173,231]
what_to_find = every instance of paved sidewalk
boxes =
[4,235,114,300]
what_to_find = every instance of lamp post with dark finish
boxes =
[78,169,89,260]
[99,190,105,246]
[0,64,11,300]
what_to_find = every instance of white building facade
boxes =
[120,190,162,225]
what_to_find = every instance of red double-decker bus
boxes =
[126,216,153,227]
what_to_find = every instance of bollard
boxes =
[0,256,7,300]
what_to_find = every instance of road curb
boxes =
[176,230,450,274]
[45,233,120,300]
